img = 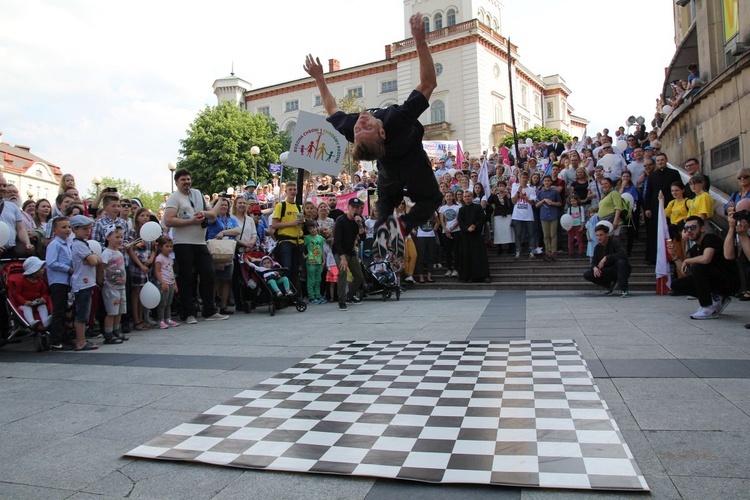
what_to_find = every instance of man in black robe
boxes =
[457,191,490,283]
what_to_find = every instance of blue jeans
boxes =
[274,241,301,290]
[512,220,535,253]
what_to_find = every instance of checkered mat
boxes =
[126,340,649,491]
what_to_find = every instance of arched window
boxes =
[422,16,430,33]
[431,100,445,124]
[486,14,491,27]
[285,121,297,134]
[447,9,456,26]
[434,13,443,30]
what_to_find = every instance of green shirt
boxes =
[303,234,325,265]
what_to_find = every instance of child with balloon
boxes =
[98,225,128,343]
[127,208,158,331]
[153,235,179,329]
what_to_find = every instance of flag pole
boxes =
[507,38,520,168]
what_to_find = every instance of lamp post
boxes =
[26,189,34,201]
[93,176,102,195]
[250,146,260,183]
[168,162,176,192]
[279,151,289,183]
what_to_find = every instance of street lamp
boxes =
[279,151,289,182]
[26,189,34,200]
[92,175,102,195]
[250,146,260,183]
[168,162,176,192]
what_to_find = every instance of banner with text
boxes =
[423,140,464,160]
[288,111,347,176]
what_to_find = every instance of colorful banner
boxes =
[423,140,464,160]
[312,190,369,216]
[288,111,346,176]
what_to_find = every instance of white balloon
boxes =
[662,105,673,115]
[0,221,10,247]
[560,214,574,231]
[616,140,628,153]
[140,281,161,309]
[87,240,102,255]
[525,138,533,145]
[140,221,162,242]
[621,193,635,211]
[600,154,618,170]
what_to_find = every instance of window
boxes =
[521,85,528,108]
[381,80,397,93]
[711,137,740,169]
[434,13,443,30]
[447,9,456,26]
[523,119,530,131]
[493,64,500,78]
[347,87,363,99]
[314,95,322,107]
[546,101,554,119]
[431,100,445,124]
[723,0,739,43]
[284,100,299,112]
[494,102,503,124]
[284,121,297,134]
[534,93,541,116]
[422,16,430,32]
[257,106,270,116]
[435,63,443,76]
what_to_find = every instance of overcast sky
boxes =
[0,0,675,194]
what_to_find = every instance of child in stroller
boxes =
[240,252,307,316]
[363,253,401,301]
[1,257,53,351]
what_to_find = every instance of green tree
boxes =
[178,101,290,194]
[500,126,573,148]
[86,177,163,212]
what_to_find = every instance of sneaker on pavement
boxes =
[404,276,415,284]
[310,298,320,305]
[445,270,452,277]
[167,319,180,327]
[159,321,169,329]
[690,306,718,320]
[205,312,229,321]
[451,270,459,277]
[347,297,363,305]
[338,302,347,311]
[604,286,615,296]
[186,316,198,325]
[620,290,630,298]
[514,252,520,261]
[529,252,534,260]
[712,294,732,315]
[318,298,327,304]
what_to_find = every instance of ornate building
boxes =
[213,0,587,157]
[0,133,62,201]
[659,0,748,195]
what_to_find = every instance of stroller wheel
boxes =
[42,332,51,351]
[270,301,276,317]
[383,291,391,301]
[295,301,307,312]
[396,288,401,301]
[33,334,44,352]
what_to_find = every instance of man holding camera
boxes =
[163,169,228,324]
[669,215,738,319]
[724,201,750,327]
[333,198,366,311]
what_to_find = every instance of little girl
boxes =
[128,208,156,331]
[12,257,52,329]
[566,195,586,258]
[585,205,599,262]
[99,226,127,344]
[154,236,179,329]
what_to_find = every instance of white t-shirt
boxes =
[165,189,207,245]
[439,204,460,233]
[511,185,536,221]
[232,214,257,251]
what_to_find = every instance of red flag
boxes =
[456,141,464,168]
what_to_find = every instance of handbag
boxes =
[207,238,236,270]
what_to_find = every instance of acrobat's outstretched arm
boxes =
[304,54,340,116]
[410,13,437,101]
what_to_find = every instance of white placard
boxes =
[288,111,347,176]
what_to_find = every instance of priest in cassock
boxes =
[457,190,491,283]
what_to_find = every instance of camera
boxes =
[105,187,117,193]
[734,210,750,222]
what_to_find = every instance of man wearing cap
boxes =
[333,197,366,311]
[243,181,259,204]
[0,173,35,259]
[163,169,228,324]
[583,221,631,297]
[304,13,442,259]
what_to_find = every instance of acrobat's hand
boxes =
[410,13,425,43]
[303,54,324,80]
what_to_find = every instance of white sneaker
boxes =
[445,270,452,277]
[205,312,229,321]
[186,316,198,325]
[712,294,732,315]
[404,276,415,283]
[690,306,718,320]
[451,270,459,277]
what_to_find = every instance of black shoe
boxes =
[346,297,363,305]
[103,335,123,345]
[120,324,131,334]
[85,330,103,339]
[220,308,235,315]
[50,342,72,351]
[339,302,348,311]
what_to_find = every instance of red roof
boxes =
[0,142,63,181]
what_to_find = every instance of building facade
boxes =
[659,0,748,195]
[0,135,63,202]
[213,0,587,158]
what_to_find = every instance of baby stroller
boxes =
[362,255,401,301]
[0,260,51,352]
[239,251,307,316]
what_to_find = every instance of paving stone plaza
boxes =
[1,289,749,499]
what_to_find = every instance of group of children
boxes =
[15,213,178,351]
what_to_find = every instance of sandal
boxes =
[739,292,750,302]
[74,341,99,351]
[134,322,150,331]
[426,278,434,283]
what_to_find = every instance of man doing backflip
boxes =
[303,13,442,258]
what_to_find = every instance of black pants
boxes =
[415,236,435,276]
[49,284,70,344]
[671,264,740,307]
[441,231,460,271]
[174,244,217,319]
[583,259,631,291]
[376,161,442,233]
[274,241,301,291]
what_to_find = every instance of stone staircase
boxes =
[413,228,657,291]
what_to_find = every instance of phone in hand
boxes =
[105,187,117,193]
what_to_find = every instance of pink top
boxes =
[155,254,175,285]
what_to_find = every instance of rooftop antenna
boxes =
[230,61,234,77]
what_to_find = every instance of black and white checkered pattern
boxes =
[127,340,649,491]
